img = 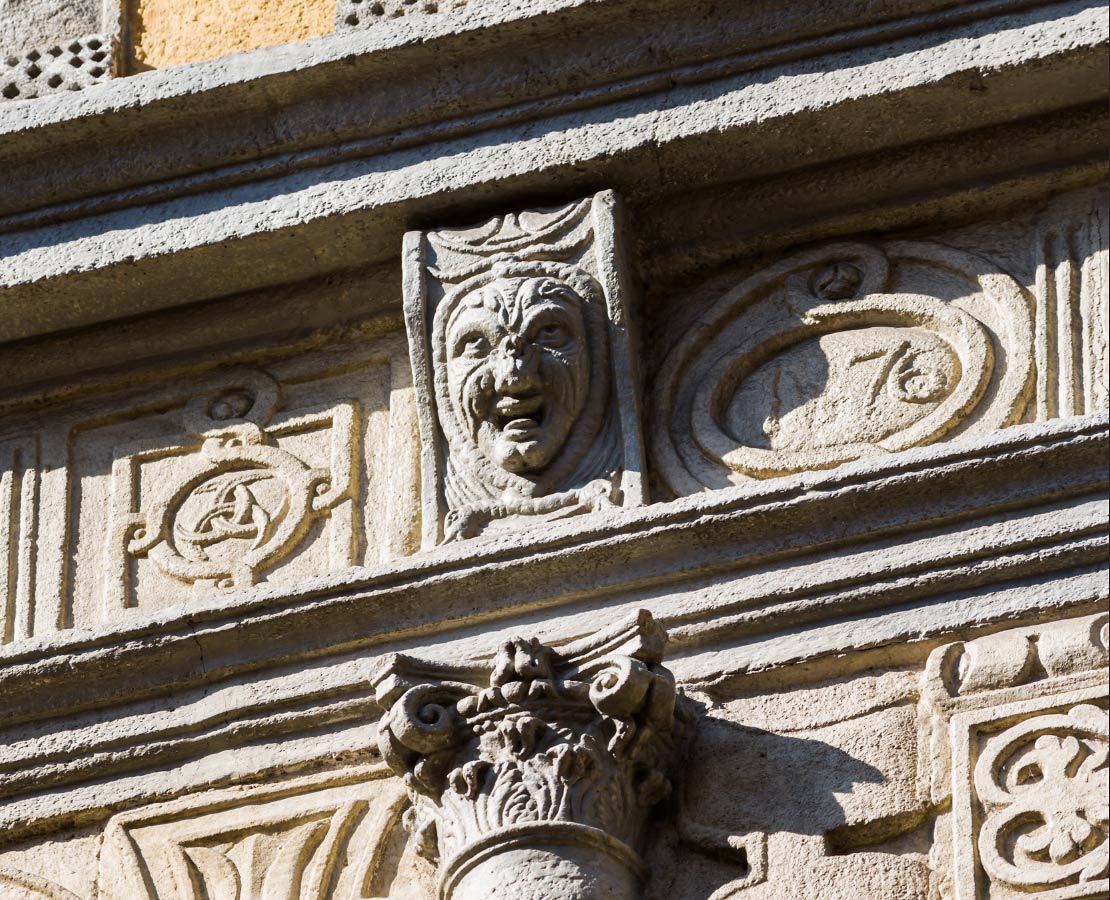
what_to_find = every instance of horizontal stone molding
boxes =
[0,1,1105,341]
[0,415,1104,840]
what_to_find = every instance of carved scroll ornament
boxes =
[403,192,646,546]
[373,610,679,900]
[922,612,1110,899]
[975,704,1108,892]
[111,368,356,597]
[653,241,1034,494]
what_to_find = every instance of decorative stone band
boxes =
[372,609,678,900]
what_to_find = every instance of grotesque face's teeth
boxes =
[494,397,544,433]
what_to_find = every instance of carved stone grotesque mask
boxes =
[444,276,590,475]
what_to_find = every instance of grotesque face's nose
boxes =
[491,335,540,394]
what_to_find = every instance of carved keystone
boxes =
[372,610,678,900]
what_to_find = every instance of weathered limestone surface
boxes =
[0,0,1106,899]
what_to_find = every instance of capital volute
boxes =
[373,610,679,900]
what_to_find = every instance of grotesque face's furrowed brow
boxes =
[444,277,590,475]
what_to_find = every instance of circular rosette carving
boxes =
[975,704,1109,890]
[652,242,1033,493]
[128,429,332,590]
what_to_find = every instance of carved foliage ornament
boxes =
[922,613,1110,899]
[403,192,646,546]
[373,610,679,900]
[653,241,1034,494]
[975,704,1108,891]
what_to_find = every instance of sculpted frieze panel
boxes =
[96,765,417,900]
[403,191,646,545]
[921,612,1110,900]
[0,325,419,639]
[653,241,1035,494]
[107,368,357,600]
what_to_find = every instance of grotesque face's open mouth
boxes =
[492,394,544,438]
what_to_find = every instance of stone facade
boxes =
[0,2,1107,899]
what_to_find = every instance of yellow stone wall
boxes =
[127,0,335,71]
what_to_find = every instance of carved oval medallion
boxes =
[653,242,1034,494]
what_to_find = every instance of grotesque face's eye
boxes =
[535,323,570,350]
[457,334,490,359]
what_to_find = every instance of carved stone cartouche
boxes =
[373,610,678,900]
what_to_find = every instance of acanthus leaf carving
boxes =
[403,191,647,546]
[372,609,681,900]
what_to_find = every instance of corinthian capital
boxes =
[372,610,679,900]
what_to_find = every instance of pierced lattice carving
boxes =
[336,0,471,30]
[1,34,111,102]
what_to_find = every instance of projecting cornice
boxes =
[0,0,1105,341]
[0,413,1103,712]
[0,414,1103,839]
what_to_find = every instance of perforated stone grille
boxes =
[1,34,112,102]
[336,0,471,30]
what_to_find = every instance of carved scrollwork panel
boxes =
[653,241,1034,494]
[922,612,1110,900]
[0,327,414,639]
[105,368,358,607]
[974,704,1109,892]
[403,191,646,546]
